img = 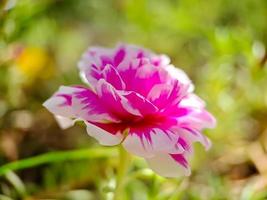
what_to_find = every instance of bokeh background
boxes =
[1,0,267,199]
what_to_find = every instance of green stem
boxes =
[113,146,131,200]
[0,147,117,176]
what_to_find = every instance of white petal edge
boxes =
[122,129,184,158]
[146,153,191,178]
[85,122,123,146]
[54,115,75,129]
[43,86,80,117]
[165,65,194,92]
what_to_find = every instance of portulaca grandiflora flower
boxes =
[43,44,216,177]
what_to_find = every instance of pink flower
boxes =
[43,44,216,177]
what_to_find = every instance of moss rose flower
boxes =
[43,44,216,177]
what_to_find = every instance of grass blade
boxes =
[0,147,117,176]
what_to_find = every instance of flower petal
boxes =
[146,153,191,177]
[147,80,189,111]
[165,65,194,92]
[122,128,183,158]
[43,86,118,123]
[177,94,216,130]
[175,126,212,150]
[120,91,158,115]
[128,64,169,97]
[179,94,206,109]
[179,110,216,130]
[78,46,113,71]
[54,115,75,129]
[79,62,125,90]
[96,79,142,118]
[85,122,123,146]
[113,46,126,66]
[102,64,126,89]
[43,86,79,118]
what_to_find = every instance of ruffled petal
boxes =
[43,86,79,118]
[79,62,125,90]
[85,122,123,146]
[128,64,169,97]
[120,91,158,116]
[179,94,206,109]
[54,115,75,129]
[78,44,152,84]
[146,152,191,177]
[122,128,183,158]
[182,110,216,130]
[178,94,216,130]
[78,44,175,96]
[116,44,154,70]
[101,64,126,89]
[165,65,194,92]
[96,79,142,118]
[174,126,212,150]
[78,46,113,71]
[78,46,114,87]
[167,117,212,150]
[148,80,189,111]
[43,86,118,123]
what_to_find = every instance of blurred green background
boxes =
[1,0,267,199]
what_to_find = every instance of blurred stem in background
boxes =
[0,147,117,176]
[114,145,131,200]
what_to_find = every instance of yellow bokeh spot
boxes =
[15,47,53,80]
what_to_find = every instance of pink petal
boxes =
[120,91,158,115]
[116,44,153,70]
[85,122,123,146]
[43,86,118,123]
[175,126,212,150]
[113,47,126,66]
[80,46,113,69]
[179,94,206,109]
[170,153,189,168]
[122,127,183,158]
[145,153,191,177]
[79,63,125,90]
[102,64,126,89]
[147,80,189,111]
[176,94,216,131]
[96,79,142,118]
[127,64,169,97]
[78,47,112,86]
[177,137,193,153]
[165,65,194,92]
[43,86,83,118]
[179,110,216,130]
[115,44,170,68]
[151,54,170,66]
[116,58,144,91]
